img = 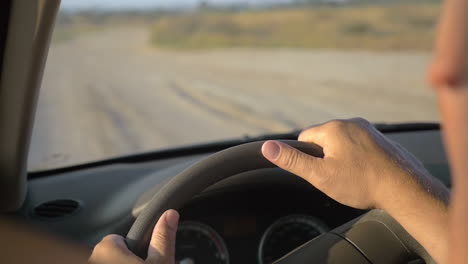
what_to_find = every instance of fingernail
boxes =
[165,209,179,229]
[262,141,281,160]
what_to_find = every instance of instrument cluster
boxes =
[175,214,329,264]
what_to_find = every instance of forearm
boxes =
[378,174,450,263]
[430,0,468,260]
[436,88,468,264]
[0,217,90,264]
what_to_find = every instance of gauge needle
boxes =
[179,258,195,264]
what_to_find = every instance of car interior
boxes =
[0,1,450,264]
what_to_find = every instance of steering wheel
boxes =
[126,140,434,264]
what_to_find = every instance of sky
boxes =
[61,0,294,10]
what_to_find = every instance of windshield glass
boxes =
[29,0,440,171]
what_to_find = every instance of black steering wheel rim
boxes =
[126,140,323,258]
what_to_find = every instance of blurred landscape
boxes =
[150,2,439,50]
[30,0,441,170]
[56,0,440,50]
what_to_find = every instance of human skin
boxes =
[0,217,90,264]
[428,0,468,263]
[261,118,450,263]
[89,209,179,264]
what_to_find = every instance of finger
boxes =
[262,140,324,182]
[297,122,329,144]
[429,0,468,89]
[90,235,138,264]
[102,234,129,251]
[299,118,371,144]
[147,209,179,263]
[298,126,327,144]
[297,119,350,144]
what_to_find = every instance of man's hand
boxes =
[89,209,179,264]
[262,118,446,209]
[262,118,449,262]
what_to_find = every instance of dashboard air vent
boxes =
[32,199,80,219]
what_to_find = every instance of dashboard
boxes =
[174,181,364,263]
[21,130,450,264]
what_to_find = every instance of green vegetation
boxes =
[51,27,76,43]
[150,3,440,50]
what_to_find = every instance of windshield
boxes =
[29,0,440,171]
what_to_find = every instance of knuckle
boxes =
[93,242,105,254]
[298,125,319,140]
[347,118,372,134]
[95,235,121,253]
[298,130,310,141]
[101,235,120,246]
[326,119,346,131]
[93,242,112,257]
[282,149,299,170]
[102,234,120,242]
[298,128,308,136]
[152,231,170,246]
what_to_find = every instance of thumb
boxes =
[262,140,323,182]
[146,209,179,263]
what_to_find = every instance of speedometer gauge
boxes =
[258,215,328,264]
[176,221,229,264]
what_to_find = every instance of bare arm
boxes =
[0,217,90,264]
[429,0,468,263]
[262,118,449,263]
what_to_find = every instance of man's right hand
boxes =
[261,118,449,263]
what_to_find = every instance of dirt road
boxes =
[28,26,438,170]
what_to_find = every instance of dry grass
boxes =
[52,23,100,43]
[150,3,440,50]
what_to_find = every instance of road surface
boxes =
[28,26,438,170]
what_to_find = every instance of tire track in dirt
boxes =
[170,81,293,132]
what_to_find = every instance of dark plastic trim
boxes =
[0,0,61,211]
[28,132,300,178]
[0,0,12,80]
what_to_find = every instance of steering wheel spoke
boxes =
[275,209,433,264]
[273,232,370,264]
